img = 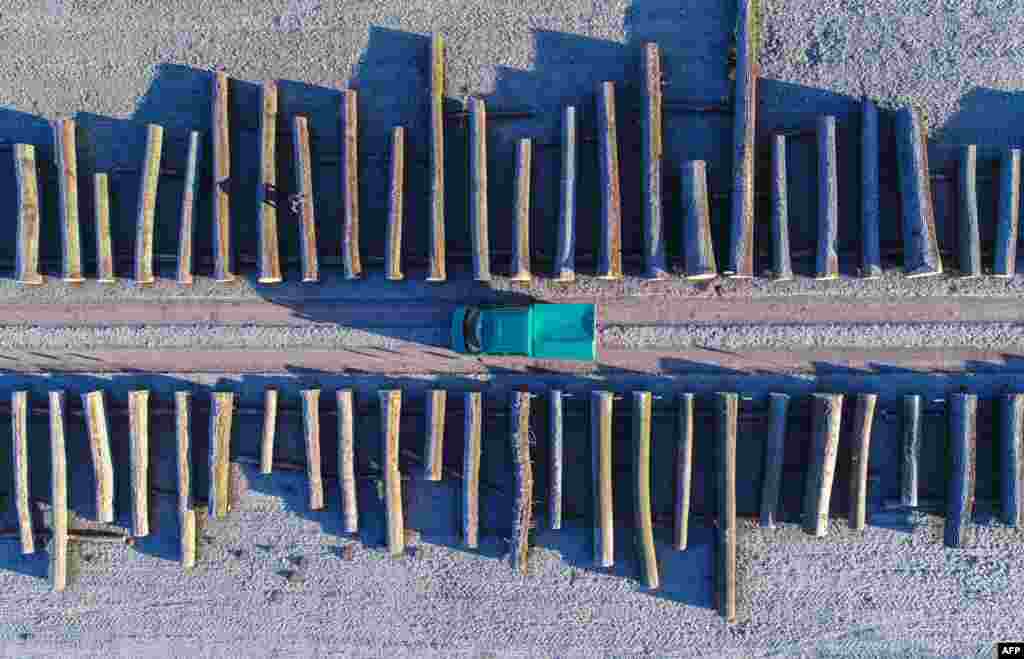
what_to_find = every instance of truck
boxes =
[450,303,597,361]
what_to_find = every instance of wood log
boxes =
[386,126,405,281]
[591,391,614,567]
[760,393,789,529]
[337,389,358,534]
[470,97,490,281]
[293,115,319,283]
[675,393,695,548]
[945,394,976,548]
[815,116,839,280]
[14,144,43,285]
[423,390,446,482]
[211,70,234,282]
[509,392,533,574]
[994,148,1021,277]
[175,391,196,568]
[12,391,34,554]
[770,135,793,280]
[849,393,877,530]
[463,392,482,548]
[82,391,114,523]
[549,390,564,530]
[1001,394,1024,528]
[94,173,116,283]
[803,393,843,537]
[260,388,278,475]
[726,0,759,278]
[895,107,942,277]
[208,391,235,518]
[957,144,981,278]
[597,82,623,280]
[128,390,150,537]
[48,391,68,590]
[54,118,83,283]
[902,394,922,507]
[134,124,163,285]
[341,90,361,279]
[555,106,577,281]
[176,131,201,285]
[632,392,658,588]
[301,389,324,511]
[427,34,447,282]
[860,99,882,278]
[380,390,404,556]
[510,139,533,281]
[257,81,282,284]
[714,392,738,622]
[642,43,667,279]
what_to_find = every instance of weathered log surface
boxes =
[463,392,482,549]
[509,392,533,575]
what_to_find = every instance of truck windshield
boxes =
[464,307,482,353]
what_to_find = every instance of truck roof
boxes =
[531,303,596,360]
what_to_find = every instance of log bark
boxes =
[463,392,482,548]
[427,34,447,282]
[54,118,83,283]
[12,391,34,554]
[341,89,361,279]
[675,393,695,548]
[211,70,234,282]
[549,390,564,530]
[803,393,843,537]
[82,391,114,523]
[49,391,68,590]
[632,392,658,588]
[176,131,201,285]
[257,81,281,284]
[208,391,235,518]
[597,82,623,279]
[1001,394,1024,528]
[902,394,922,507]
[957,144,981,278]
[128,390,150,537]
[849,393,877,530]
[134,124,163,285]
[714,392,738,622]
[260,388,278,475]
[337,389,358,534]
[555,106,577,281]
[591,391,614,567]
[860,99,882,278]
[642,43,667,279]
[386,126,405,280]
[727,0,759,278]
[470,98,490,281]
[760,393,789,529]
[945,394,976,548]
[423,390,446,482]
[380,390,404,556]
[770,135,792,280]
[301,389,324,511]
[14,144,43,285]
[175,391,196,568]
[895,107,942,277]
[293,115,319,283]
[509,392,533,575]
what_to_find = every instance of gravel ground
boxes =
[0,0,1022,657]
[1,464,1020,658]
[5,319,1024,352]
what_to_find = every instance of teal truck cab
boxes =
[451,303,597,361]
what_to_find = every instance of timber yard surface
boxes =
[0,1,1023,657]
